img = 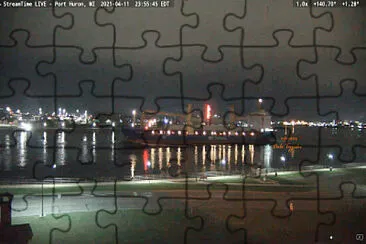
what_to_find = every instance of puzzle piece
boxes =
[317,80,366,120]
[113,31,181,113]
[299,47,366,96]
[242,31,318,116]
[165,45,262,102]
[317,182,366,243]
[313,7,366,63]
[96,0,196,48]
[0,8,71,45]
[225,0,332,46]
[228,197,333,243]
[181,0,244,60]
[54,8,114,63]
[0,31,55,98]
[96,177,203,243]
[37,47,131,96]
[185,183,247,243]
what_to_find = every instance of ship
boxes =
[121,103,277,147]
[121,125,276,147]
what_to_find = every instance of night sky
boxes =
[0,0,365,121]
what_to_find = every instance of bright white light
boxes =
[250,132,255,136]
[112,122,116,127]
[164,118,168,124]
[16,109,20,114]
[43,122,47,127]
[6,107,11,112]
[20,123,32,131]
[328,154,334,160]
[76,109,79,113]
[132,110,136,115]
[178,131,181,135]
[258,98,263,103]
[92,122,96,127]
[221,159,226,165]
[52,164,56,169]
[61,122,65,127]
[147,161,151,167]
[280,156,286,162]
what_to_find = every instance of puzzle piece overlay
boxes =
[1,0,366,243]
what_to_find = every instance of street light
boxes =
[327,153,334,170]
[280,156,286,162]
[132,110,136,127]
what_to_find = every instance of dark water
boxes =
[0,126,365,180]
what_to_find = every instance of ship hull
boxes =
[122,128,276,147]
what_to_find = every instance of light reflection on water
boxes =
[0,127,365,179]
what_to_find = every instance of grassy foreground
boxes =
[12,209,189,244]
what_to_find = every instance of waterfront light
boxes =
[203,131,206,135]
[20,123,32,131]
[250,132,255,136]
[328,154,334,160]
[195,131,198,135]
[167,130,171,135]
[160,130,163,134]
[258,98,263,103]
[280,156,286,162]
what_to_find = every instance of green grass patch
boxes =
[12,209,189,244]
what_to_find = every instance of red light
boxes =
[206,104,211,120]
[143,149,149,171]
